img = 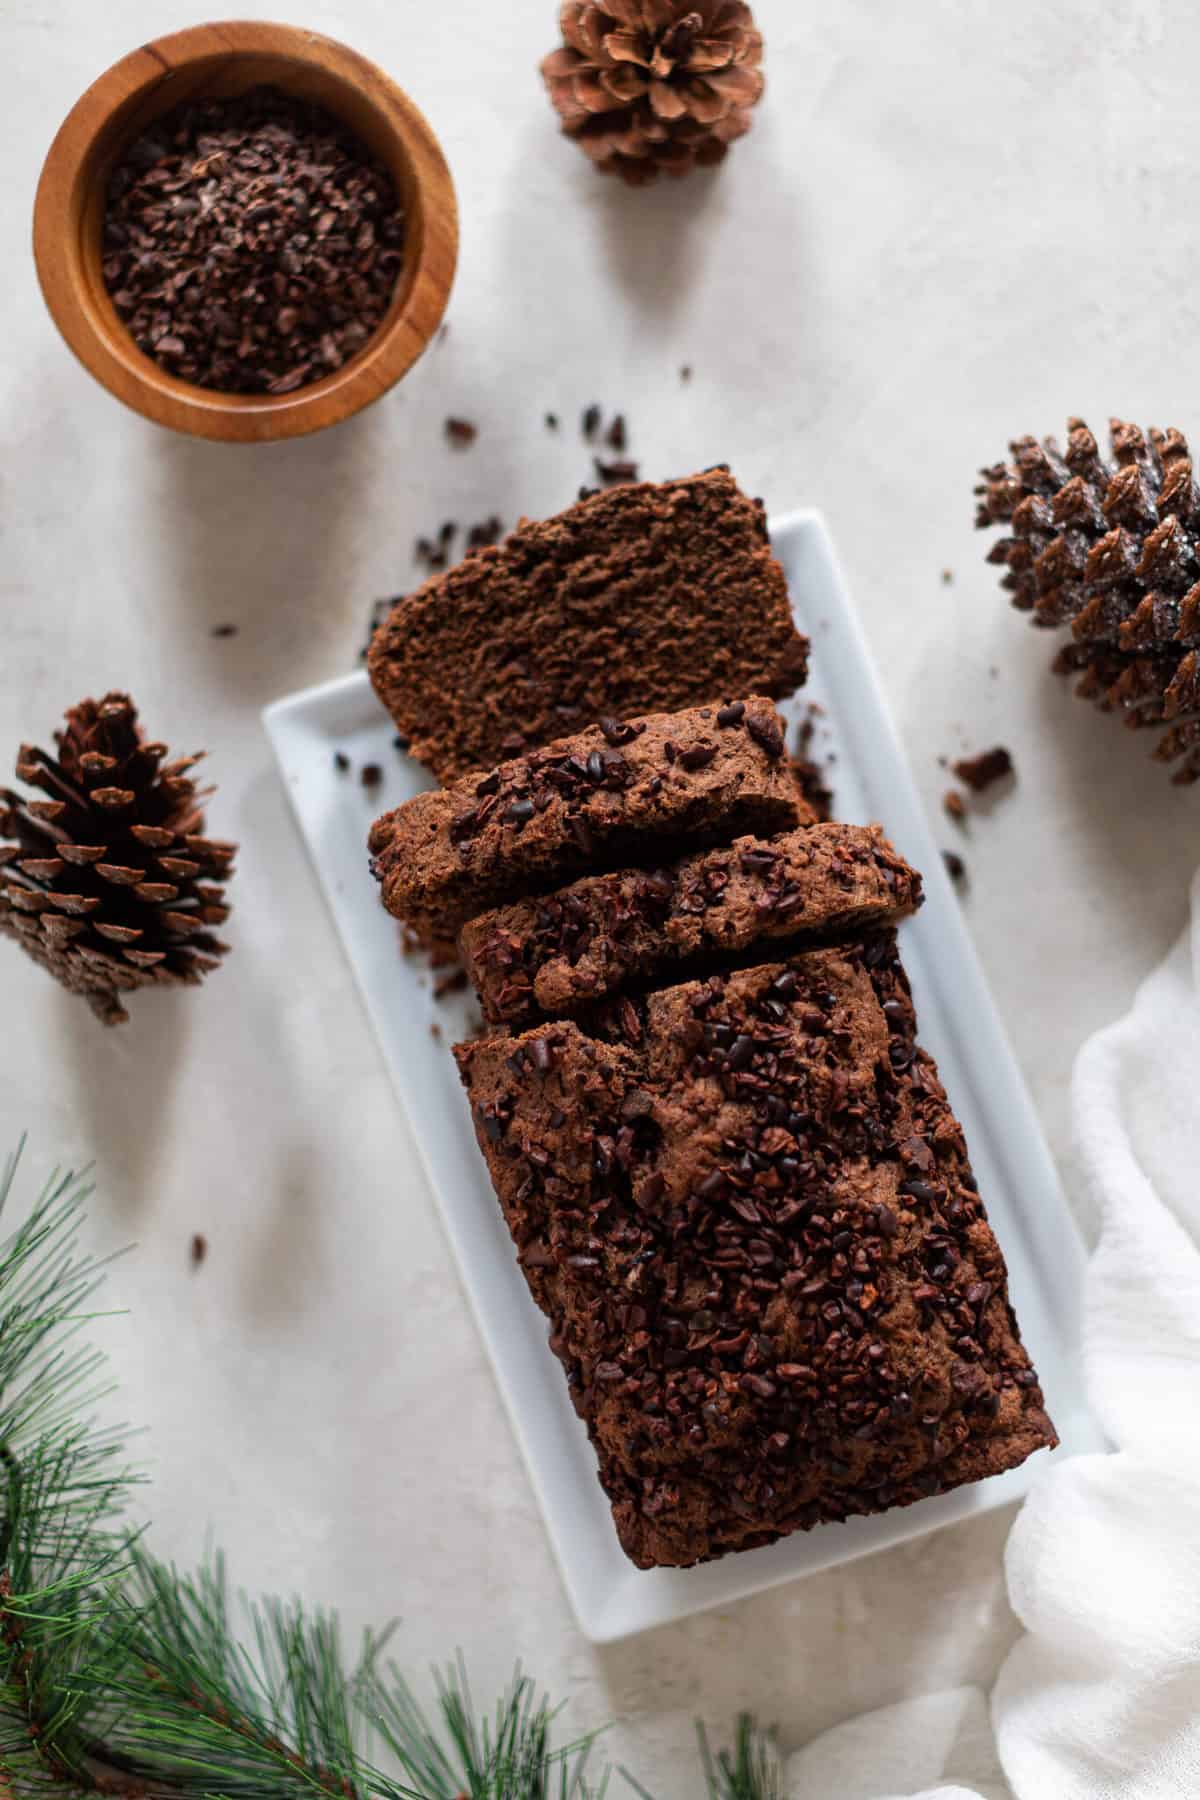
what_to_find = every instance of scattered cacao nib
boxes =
[360,763,383,790]
[334,751,351,774]
[943,850,967,884]
[467,515,504,549]
[445,418,478,448]
[680,364,693,382]
[103,86,405,395]
[746,711,785,760]
[545,412,559,430]
[953,747,1014,792]
[582,404,602,440]
[594,457,640,485]
[211,623,238,638]
[606,414,628,451]
[190,1233,207,1268]
[943,790,967,822]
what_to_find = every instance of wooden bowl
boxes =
[33,21,458,443]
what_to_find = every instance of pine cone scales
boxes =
[542,1,764,185]
[0,695,235,1024]
[976,418,1200,784]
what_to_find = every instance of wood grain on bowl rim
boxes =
[32,20,458,442]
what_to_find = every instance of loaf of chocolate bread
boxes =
[369,699,800,939]
[459,822,924,1027]
[367,469,810,782]
[456,935,1056,1570]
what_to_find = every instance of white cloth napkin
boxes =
[786,875,1200,1800]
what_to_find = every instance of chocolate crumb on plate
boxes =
[944,790,967,822]
[190,1233,207,1268]
[360,763,383,790]
[546,412,559,430]
[607,414,628,451]
[211,623,238,638]
[445,417,478,447]
[334,751,351,774]
[583,404,602,440]
[943,849,967,884]
[953,747,1014,792]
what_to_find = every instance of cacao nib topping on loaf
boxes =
[460,823,925,1027]
[368,700,800,938]
[455,935,1057,1570]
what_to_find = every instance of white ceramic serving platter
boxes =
[263,509,1102,1644]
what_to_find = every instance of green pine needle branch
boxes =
[0,1144,781,1799]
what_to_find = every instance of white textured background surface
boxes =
[4,0,1199,1789]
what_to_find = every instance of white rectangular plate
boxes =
[263,510,1102,1644]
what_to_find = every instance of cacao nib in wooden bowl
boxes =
[33,21,458,442]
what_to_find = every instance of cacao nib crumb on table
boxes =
[460,823,924,1027]
[367,468,809,783]
[953,747,1015,792]
[368,699,801,939]
[455,935,1056,1570]
[102,86,405,396]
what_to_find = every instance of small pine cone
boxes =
[0,694,235,1024]
[976,418,1200,784]
[541,1,764,187]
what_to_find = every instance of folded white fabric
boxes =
[786,875,1200,1800]
[785,1686,1009,1799]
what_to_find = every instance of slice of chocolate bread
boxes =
[369,699,800,939]
[455,934,1056,1571]
[459,822,924,1027]
[367,469,810,783]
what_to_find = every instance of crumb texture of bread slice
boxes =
[459,822,925,1026]
[368,469,810,782]
[368,699,799,938]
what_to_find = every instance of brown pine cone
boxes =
[541,1,764,186]
[976,418,1200,785]
[0,694,236,1024]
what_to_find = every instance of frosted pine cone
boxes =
[976,418,1200,785]
[541,1,765,186]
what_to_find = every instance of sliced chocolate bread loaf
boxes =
[367,469,810,783]
[459,822,924,1027]
[455,935,1056,1570]
[369,699,800,939]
